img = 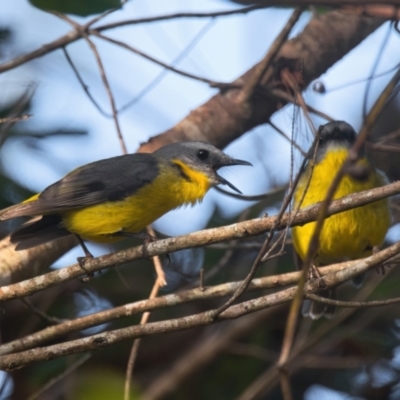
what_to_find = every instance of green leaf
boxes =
[29,0,121,17]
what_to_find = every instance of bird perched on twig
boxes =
[292,121,391,319]
[0,141,252,268]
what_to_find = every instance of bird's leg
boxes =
[141,233,155,259]
[309,258,322,280]
[373,245,390,275]
[76,235,94,279]
[112,231,156,241]
[199,268,205,291]
[112,231,173,262]
[305,259,335,319]
[111,231,156,257]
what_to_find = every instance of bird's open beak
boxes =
[214,158,252,194]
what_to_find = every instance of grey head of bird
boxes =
[316,121,358,163]
[153,141,252,193]
[318,121,357,147]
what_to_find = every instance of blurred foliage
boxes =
[29,0,121,17]
[0,28,11,58]
[74,368,141,400]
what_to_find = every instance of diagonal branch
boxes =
[0,260,357,356]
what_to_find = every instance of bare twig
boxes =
[95,5,267,31]
[91,31,226,88]
[20,298,65,325]
[367,142,400,153]
[118,19,215,114]
[281,70,317,136]
[214,184,287,201]
[62,47,108,116]
[124,280,160,400]
[305,292,400,307]
[362,22,392,119]
[268,121,306,156]
[0,6,265,75]
[0,87,35,148]
[27,354,91,400]
[0,114,31,124]
[238,7,304,103]
[268,88,335,123]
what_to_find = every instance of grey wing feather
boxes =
[1,153,160,219]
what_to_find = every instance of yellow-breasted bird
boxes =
[0,141,251,260]
[292,121,390,319]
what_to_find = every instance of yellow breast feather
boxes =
[292,148,390,264]
[61,162,211,242]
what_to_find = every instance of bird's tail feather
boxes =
[0,202,38,220]
[10,215,71,250]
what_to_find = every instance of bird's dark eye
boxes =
[197,149,209,160]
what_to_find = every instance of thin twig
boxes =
[281,69,318,137]
[366,142,400,153]
[20,298,65,325]
[27,354,91,400]
[95,5,267,31]
[124,280,160,400]
[118,19,215,114]
[268,121,306,156]
[0,87,36,148]
[320,62,400,94]
[305,292,400,308]
[214,184,287,201]
[362,22,392,119]
[62,47,108,116]
[64,20,216,117]
[238,7,304,104]
[124,227,163,400]
[0,114,31,124]
[91,30,226,88]
[268,88,335,122]
[54,13,128,154]
[0,6,266,75]
[81,36,128,154]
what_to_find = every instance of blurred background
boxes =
[1,1,400,399]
